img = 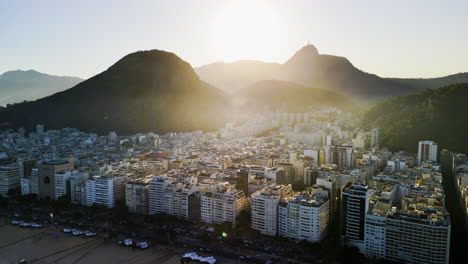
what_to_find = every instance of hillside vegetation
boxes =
[364,83,468,153]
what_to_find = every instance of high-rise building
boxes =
[84,174,128,208]
[304,148,319,167]
[278,193,329,242]
[125,181,149,214]
[418,140,438,165]
[54,170,73,200]
[22,159,37,178]
[304,167,319,186]
[341,182,369,253]
[385,213,450,264]
[30,168,39,196]
[364,213,387,259]
[316,177,337,214]
[337,146,353,168]
[200,186,247,226]
[95,176,116,208]
[264,167,285,183]
[148,175,172,215]
[277,163,295,185]
[84,179,95,207]
[371,128,381,148]
[235,168,249,195]
[324,146,336,165]
[290,156,311,184]
[68,172,89,205]
[173,185,200,220]
[440,149,455,180]
[251,185,293,236]
[0,166,21,197]
[162,181,183,215]
[37,160,74,200]
[365,200,451,264]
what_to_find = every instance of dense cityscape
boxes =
[1,108,466,263]
[2,2,468,263]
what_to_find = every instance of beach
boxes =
[0,218,185,264]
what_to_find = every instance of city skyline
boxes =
[0,1,467,263]
[1,0,468,79]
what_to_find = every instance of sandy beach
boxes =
[0,218,187,264]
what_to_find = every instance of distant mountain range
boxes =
[364,82,468,154]
[238,80,357,112]
[0,50,228,135]
[2,46,467,134]
[196,45,468,104]
[0,70,83,106]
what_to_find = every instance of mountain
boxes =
[195,60,281,92]
[196,45,468,105]
[0,50,228,135]
[364,83,468,154]
[387,72,468,91]
[0,70,83,106]
[238,80,358,112]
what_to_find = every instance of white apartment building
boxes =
[365,204,450,264]
[316,177,337,214]
[364,213,387,259]
[84,179,96,207]
[201,186,247,226]
[251,185,293,236]
[94,177,114,208]
[278,193,329,242]
[384,213,450,264]
[149,175,172,215]
[54,170,73,200]
[264,167,285,182]
[162,181,183,215]
[147,175,201,219]
[82,174,128,208]
[30,168,39,196]
[304,149,319,166]
[386,159,406,172]
[418,140,438,165]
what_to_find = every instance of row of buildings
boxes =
[0,113,457,263]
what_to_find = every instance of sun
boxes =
[212,1,283,62]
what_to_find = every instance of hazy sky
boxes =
[1,0,467,79]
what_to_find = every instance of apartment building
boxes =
[251,185,293,236]
[278,193,329,242]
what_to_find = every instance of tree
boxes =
[72,211,84,220]
[0,197,8,209]
[112,200,129,220]
[235,209,251,229]
[215,221,233,236]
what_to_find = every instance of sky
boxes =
[1,0,467,79]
